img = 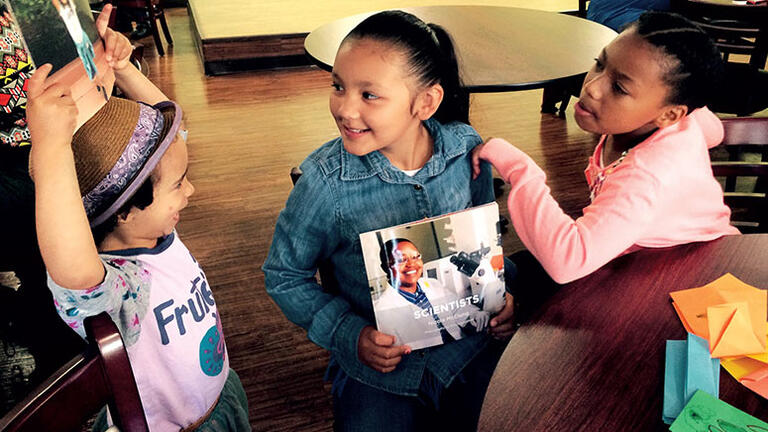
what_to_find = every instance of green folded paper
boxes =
[669,390,768,431]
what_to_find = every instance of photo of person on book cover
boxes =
[52,0,97,79]
[360,203,507,350]
[375,238,490,350]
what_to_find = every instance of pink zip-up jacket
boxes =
[481,107,739,284]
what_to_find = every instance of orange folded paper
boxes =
[707,302,764,357]
[670,274,766,356]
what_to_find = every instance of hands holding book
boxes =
[27,64,78,148]
[358,326,412,374]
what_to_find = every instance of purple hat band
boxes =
[83,101,182,227]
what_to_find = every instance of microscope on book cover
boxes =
[450,243,505,313]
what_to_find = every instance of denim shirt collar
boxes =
[339,118,467,183]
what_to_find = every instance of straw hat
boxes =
[71,97,182,227]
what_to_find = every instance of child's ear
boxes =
[117,209,135,225]
[414,84,444,120]
[655,104,688,129]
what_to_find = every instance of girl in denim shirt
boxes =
[263,10,515,431]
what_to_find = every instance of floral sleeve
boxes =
[47,256,151,346]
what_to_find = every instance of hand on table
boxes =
[358,326,411,373]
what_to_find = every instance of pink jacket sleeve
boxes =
[480,138,661,284]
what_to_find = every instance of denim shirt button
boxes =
[413,184,423,191]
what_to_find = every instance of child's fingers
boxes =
[370,350,402,368]
[370,344,410,371]
[118,37,133,60]
[489,321,517,340]
[115,36,133,68]
[95,4,113,36]
[27,64,53,98]
[471,147,484,179]
[377,344,410,359]
[490,295,514,328]
[103,30,117,62]
[370,329,396,347]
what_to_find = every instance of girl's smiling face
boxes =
[574,28,685,140]
[329,39,428,162]
[127,133,195,242]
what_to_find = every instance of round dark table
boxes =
[479,234,768,431]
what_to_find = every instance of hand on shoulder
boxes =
[471,136,495,179]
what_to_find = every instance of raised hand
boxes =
[27,64,78,147]
[95,4,133,71]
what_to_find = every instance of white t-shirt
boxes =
[48,232,228,431]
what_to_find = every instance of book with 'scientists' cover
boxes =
[359,202,506,351]
[5,0,114,130]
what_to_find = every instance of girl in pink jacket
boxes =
[473,11,738,284]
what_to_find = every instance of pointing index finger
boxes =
[95,4,113,35]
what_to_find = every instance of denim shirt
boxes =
[262,118,494,396]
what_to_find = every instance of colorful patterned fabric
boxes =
[0,6,32,148]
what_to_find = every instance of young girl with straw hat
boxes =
[26,6,250,430]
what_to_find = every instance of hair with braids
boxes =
[342,10,470,124]
[629,11,724,111]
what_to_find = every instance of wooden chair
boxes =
[671,0,768,116]
[710,116,768,233]
[0,312,149,432]
[110,0,173,56]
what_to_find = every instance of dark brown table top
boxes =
[479,234,768,431]
[303,6,618,92]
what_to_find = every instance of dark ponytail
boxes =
[344,10,469,124]
[427,24,469,124]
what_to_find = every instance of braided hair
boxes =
[629,11,724,111]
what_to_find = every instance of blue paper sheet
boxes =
[662,333,720,424]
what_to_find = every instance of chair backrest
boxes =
[710,116,768,233]
[670,0,768,68]
[0,313,148,432]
